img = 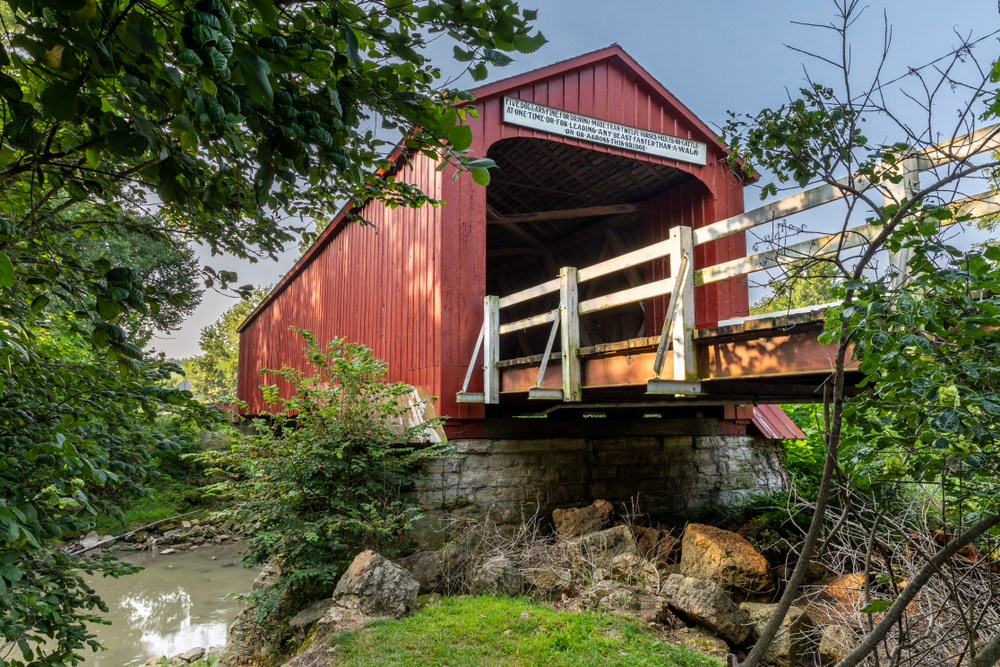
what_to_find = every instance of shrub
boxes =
[201,328,450,618]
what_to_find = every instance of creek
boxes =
[80,544,260,667]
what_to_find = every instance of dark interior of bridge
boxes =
[484,137,692,361]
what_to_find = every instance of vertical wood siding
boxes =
[238,52,750,419]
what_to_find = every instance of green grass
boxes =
[327,596,724,667]
[93,482,213,535]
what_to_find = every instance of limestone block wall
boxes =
[411,426,789,548]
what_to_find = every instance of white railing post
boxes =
[559,267,581,402]
[883,153,920,290]
[483,296,500,404]
[671,226,696,381]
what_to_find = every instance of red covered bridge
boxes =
[235,45,856,439]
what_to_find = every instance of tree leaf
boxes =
[0,252,12,287]
[236,53,273,106]
[470,167,490,186]
[859,599,892,614]
[449,124,473,152]
[105,131,149,158]
[452,45,474,62]
[30,294,49,313]
[344,26,361,69]
[40,82,79,121]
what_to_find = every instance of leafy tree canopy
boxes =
[0,0,544,663]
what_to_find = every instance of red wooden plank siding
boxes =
[237,46,752,420]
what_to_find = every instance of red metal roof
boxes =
[751,405,807,440]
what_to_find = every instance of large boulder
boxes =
[564,524,636,571]
[216,609,280,667]
[580,579,674,624]
[333,550,419,619]
[396,544,469,594]
[523,567,575,598]
[397,551,443,594]
[610,552,659,591]
[288,598,337,636]
[471,556,523,596]
[251,559,281,593]
[818,623,854,665]
[660,574,751,645]
[680,523,773,600]
[669,626,731,658]
[741,602,816,667]
[634,526,681,564]
[282,606,366,667]
[552,499,614,537]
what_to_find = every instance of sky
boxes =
[151,0,1000,358]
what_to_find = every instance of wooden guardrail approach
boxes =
[457,126,1000,404]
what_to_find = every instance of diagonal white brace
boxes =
[651,253,689,378]
[457,321,485,400]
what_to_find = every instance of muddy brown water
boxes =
[79,544,260,667]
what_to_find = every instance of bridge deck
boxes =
[496,308,860,406]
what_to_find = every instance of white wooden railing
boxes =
[457,125,1000,404]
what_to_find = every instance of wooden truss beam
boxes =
[488,203,639,225]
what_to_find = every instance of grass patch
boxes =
[93,482,212,535]
[327,596,723,667]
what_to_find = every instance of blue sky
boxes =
[154,0,1000,358]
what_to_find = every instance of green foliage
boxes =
[750,261,837,316]
[200,328,450,617]
[0,0,542,662]
[0,352,221,667]
[328,596,723,667]
[780,404,827,499]
[829,242,1000,522]
[71,230,204,340]
[185,287,271,402]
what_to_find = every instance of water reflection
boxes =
[81,544,259,667]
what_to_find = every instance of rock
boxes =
[251,559,281,593]
[680,523,773,600]
[160,549,177,555]
[670,626,731,658]
[736,522,765,541]
[610,552,659,591]
[191,536,206,545]
[523,567,575,598]
[819,624,854,665]
[288,598,337,634]
[191,519,202,526]
[283,606,366,667]
[128,531,147,544]
[177,647,205,663]
[472,556,523,596]
[223,562,237,568]
[333,550,419,619]
[634,527,681,564]
[660,574,751,645]
[398,551,443,594]
[580,579,673,624]
[216,609,279,667]
[552,499,614,537]
[741,602,816,667]
[398,544,470,595]
[79,531,102,550]
[181,520,192,529]
[564,525,636,571]
[157,523,176,533]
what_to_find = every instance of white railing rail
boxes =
[456,125,1000,405]
[692,125,1000,248]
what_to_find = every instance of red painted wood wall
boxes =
[237,46,750,428]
